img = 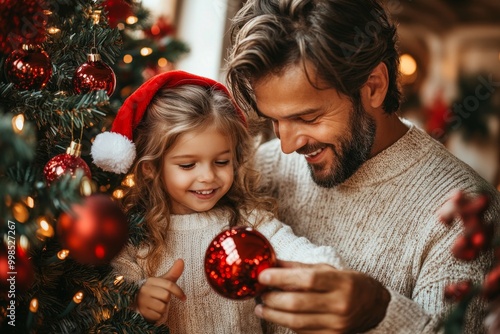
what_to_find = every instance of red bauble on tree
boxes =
[103,0,134,28]
[0,242,34,295]
[204,227,277,300]
[4,44,52,90]
[73,52,116,96]
[43,141,92,185]
[57,194,128,265]
[0,0,47,55]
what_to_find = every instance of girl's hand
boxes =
[136,259,186,323]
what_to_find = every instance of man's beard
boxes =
[308,101,376,188]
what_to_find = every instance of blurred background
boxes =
[80,0,500,187]
[144,0,500,187]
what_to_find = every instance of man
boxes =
[226,0,499,333]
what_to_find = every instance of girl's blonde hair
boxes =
[122,84,275,276]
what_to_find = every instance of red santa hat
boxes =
[91,70,246,174]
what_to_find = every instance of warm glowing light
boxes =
[80,176,94,196]
[157,57,168,68]
[47,27,61,34]
[400,54,417,76]
[117,23,125,30]
[126,16,138,24]
[122,174,135,187]
[140,47,153,56]
[101,309,111,320]
[29,298,39,312]
[57,249,70,260]
[12,202,29,223]
[12,114,25,133]
[123,54,133,64]
[73,291,84,304]
[113,189,124,199]
[114,276,124,285]
[20,235,29,250]
[91,10,102,25]
[37,217,54,238]
[25,197,35,208]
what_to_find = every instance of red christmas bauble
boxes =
[57,194,128,265]
[0,0,47,55]
[43,153,92,185]
[103,0,134,28]
[73,53,116,96]
[204,227,276,300]
[0,242,34,295]
[4,45,52,90]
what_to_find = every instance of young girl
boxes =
[91,71,344,334]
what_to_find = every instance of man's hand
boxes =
[136,259,186,323]
[255,260,390,333]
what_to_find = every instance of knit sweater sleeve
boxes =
[255,215,346,270]
[111,243,146,284]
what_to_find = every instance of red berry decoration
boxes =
[4,44,52,90]
[204,227,277,300]
[57,194,128,265]
[444,280,473,302]
[483,265,500,300]
[44,141,91,185]
[73,52,116,96]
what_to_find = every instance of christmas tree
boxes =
[0,0,188,332]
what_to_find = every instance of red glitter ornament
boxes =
[204,227,276,300]
[43,141,92,185]
[73,52,116,96]
[4,44,52,90]
[57,194,128,265]
[0,0,47,55]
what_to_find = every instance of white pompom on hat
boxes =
[91,70,246,174]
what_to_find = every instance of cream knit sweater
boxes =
[254,122,500,333]
[112,209,345,334]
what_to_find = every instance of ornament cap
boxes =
[66,141,82,156]
[87,53,102,62]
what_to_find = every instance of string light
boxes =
[36,217,54,239]
[126,16,138,24]
[158,57,168,68]
[140,47,153,56]
[73,291,84,304]
[80,176,95,196]
[12,114,25,133]
[25,196,35,208]
[121,174,135,187]
[399,54,417,76]
[57,249,70,260]
[29,298,39,312]
[112,189,124,199]
[47,27,61,35]
[123,54,133,64]
[27,298,38,329]
[12,202,29,223]
[91,10,101,25]
[114,275,124,285]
